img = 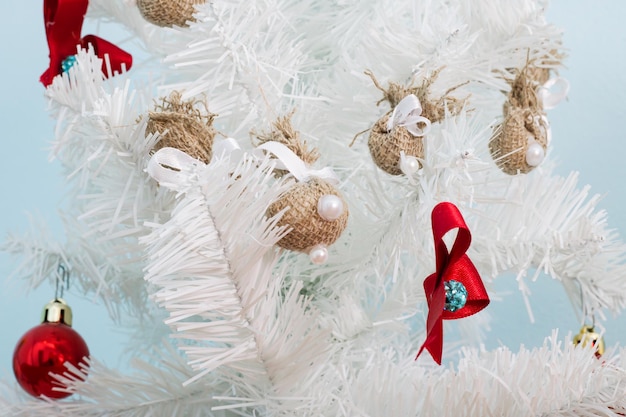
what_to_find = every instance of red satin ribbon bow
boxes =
[40,0,133,87]
[416,202,489,364]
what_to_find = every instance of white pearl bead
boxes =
[317,195,344,221]
[403,156,420,174]
[309,245,329,264]
[525,142,545,167]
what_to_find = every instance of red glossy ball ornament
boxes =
[12,299,90,399]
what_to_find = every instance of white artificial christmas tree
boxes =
[4,0,626,415]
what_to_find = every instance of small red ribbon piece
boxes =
[416,202,489,364]
[40,0,133,87]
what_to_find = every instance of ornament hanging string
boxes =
[55,263,70,300]
[40,0,133,86]
[416,202,490,365]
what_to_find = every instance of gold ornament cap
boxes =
[41,298,73,326]
[573,325,605,357]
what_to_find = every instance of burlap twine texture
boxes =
[267,178,349,252]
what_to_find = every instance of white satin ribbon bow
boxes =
[256,141,339,184]
[147,138,242,188]
[148,139,338,188]
[538,77,569,110]
[386,94,432,137]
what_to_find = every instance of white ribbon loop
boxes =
[387,94,432,137]
[538,77,570,110]
[256,141,339,183]
[539,114,552,144]
[148,138,244,190]
[212,137,243,162]
[147,147,205,189]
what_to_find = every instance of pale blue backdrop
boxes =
[1,1,625,382]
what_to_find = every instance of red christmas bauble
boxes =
[12,321,90,399]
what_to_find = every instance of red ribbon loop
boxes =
[416,202,489,364]
[40,0,133,87]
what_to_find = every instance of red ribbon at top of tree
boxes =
[416,202,490,365]
[40,0,132,87]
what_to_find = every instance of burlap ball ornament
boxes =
[267,178,349,253]
[147,91,216,164]
[137,0,205,28]
[358,69,467,175]
[368,113,424,176]
[255,113,348,262]
[489,107,549,175]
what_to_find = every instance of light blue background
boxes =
[1,1,625,381]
